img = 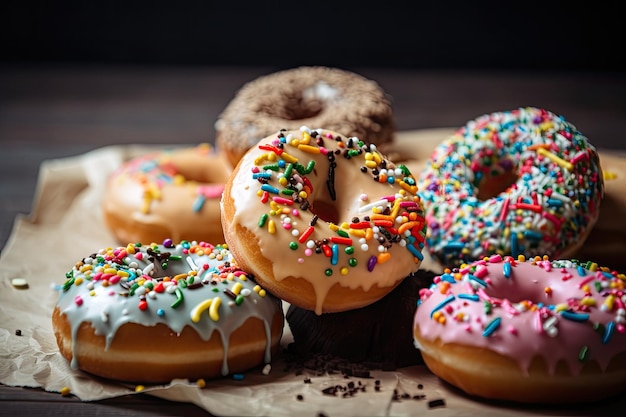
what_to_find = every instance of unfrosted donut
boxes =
[215,66,396,168]
[418,107,604,268]
[413,254,626,403]
[103,144,231,245]
[52,239,284,383]
[221,127,427,314]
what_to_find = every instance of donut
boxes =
[575,152,626,269]
[52,239,284,383]
[220,127,428,314]
[286,269,437,369]
[214,66,396,168]
[413,254,626,404]
[418,107,604,268]
[102,144,231,245]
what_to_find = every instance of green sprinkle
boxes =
[349,258,358,267]
[63,278,75,291]
[325,269,333,276]
[289,242,298,250]
[171,287,184,308]
[284,163,293,178]
[258,213,268,227]
[235,294,244,305]
[578,346,589,361]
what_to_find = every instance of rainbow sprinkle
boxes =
[418,107,604,268]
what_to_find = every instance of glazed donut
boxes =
[215,66,396,168]
[220,127,427,314]
[286,269,437,369]
[413,254,626,403]
[418,107,604,268]
[102,144,231,245]
[52,239,284,383]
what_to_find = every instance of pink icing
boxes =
[413,254,626,375]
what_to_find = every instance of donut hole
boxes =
[309,200,340,225]
[278,95,324,121]
[169,160,231,184]
[476,170,518,201]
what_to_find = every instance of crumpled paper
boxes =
[1,129,623,416]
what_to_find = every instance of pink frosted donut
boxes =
[413,254,626,403]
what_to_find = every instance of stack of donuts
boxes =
[51,66,626,404]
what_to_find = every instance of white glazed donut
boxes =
[52,239,284,383]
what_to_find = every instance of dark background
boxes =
[2,1,624,71]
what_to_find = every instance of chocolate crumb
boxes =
[296,394,304,401]
[428,399,446,409]
[15,329,21,336]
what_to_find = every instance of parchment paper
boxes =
[1,129,624,416]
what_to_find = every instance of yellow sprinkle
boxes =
[254,153,269,165]
[79,264,93,273]
[554,303,569,312]
[604,170,618,180]
[328,222,339,232]
[278,177,288,186]
[231,282,243,295]
[173,174,186,185]
[253,284,261,293]
[399,181,418,194]
[389,198,402,219]
[280,152,298,163]
[258,288,266,297]
[536,147,574,171]
[298,144,321,154]
[340,267,349,275]
[580,297,596,306]
[196,379,206,388]
[60,387,71,396]
[209,297,221,321]
[268,219,276,234]
[135,385,145,392]
[365,160,378,169]
[190,299,214,323]
[103,268,118,275]
[604,294,616,310]
[348,228,366,237]
[74,277,83,286]
[588,262,598,272]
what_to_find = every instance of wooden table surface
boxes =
[1,64,626,416]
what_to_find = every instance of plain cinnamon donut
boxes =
[215,66,396,168]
